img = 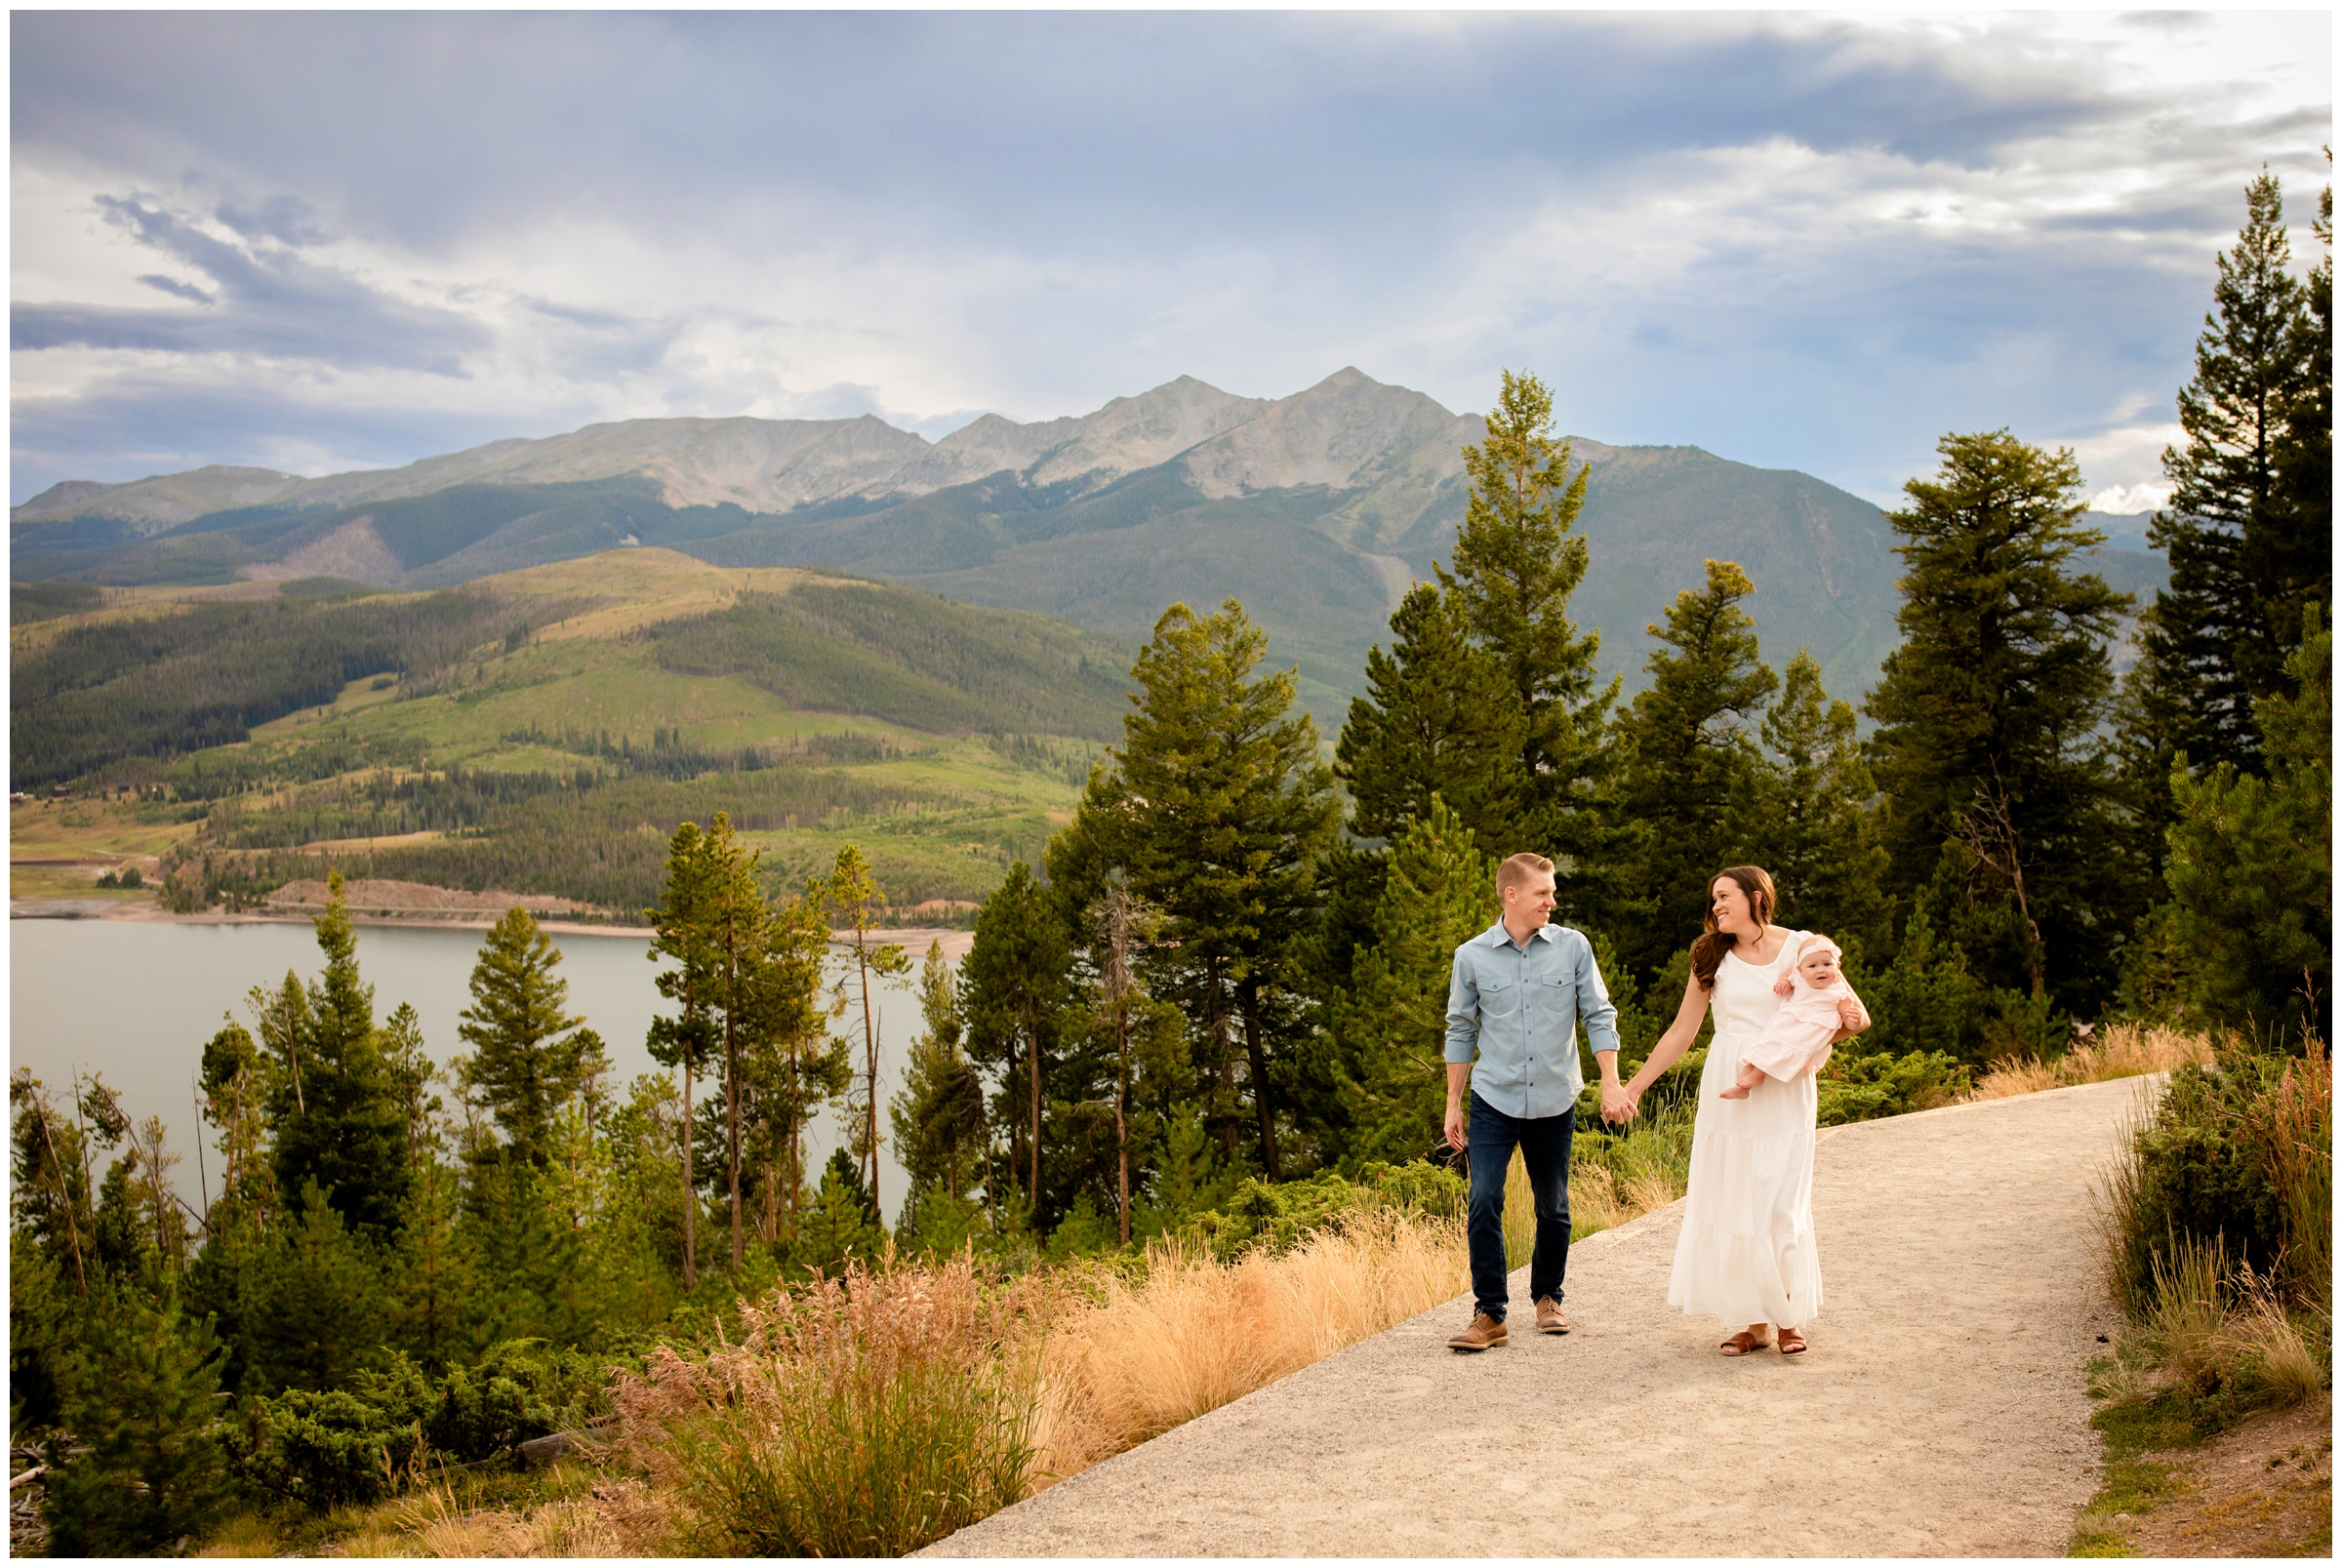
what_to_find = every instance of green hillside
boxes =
[9,550,1134,916]
[12,370,2173,742]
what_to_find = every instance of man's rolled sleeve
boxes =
[1443,948,1479,1065]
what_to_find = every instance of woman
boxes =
[1618,865,1866,1356]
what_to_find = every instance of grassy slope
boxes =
[11,549,1130,912]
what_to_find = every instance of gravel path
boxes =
[926,1076,2147,1558]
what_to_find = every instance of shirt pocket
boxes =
[1478,976,1519,1017]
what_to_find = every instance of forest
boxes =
[6,168,2330,1556]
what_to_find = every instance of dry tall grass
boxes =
[1031,1207,1469,1483]
[1969,1023,2214,1100]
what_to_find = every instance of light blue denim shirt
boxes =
[1444,920,1621,1120]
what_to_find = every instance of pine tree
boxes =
[1331,796,1496,1167]
[889,941,988,1207]
[1335,583,1525,847]
[455,905,602,1169]
[820,845,910,1222]
[1611,559,1778,974]
[2270,155,2331,628]
[645,821,719,1288]
[1439,370,1623,911]
[380,1002,439,1176]
[386,1155,470,1371]
[1089,887,1158,1244]
[41,1298,232,1555]
[1756,649,1889,955]
[793,1149,885,1275]
[963,862,1072,1211]
[1866,431,2136,1010]
[2164,609,2331,1039]
[1065,599,1338,1178]
[698,812,769,1273]
[247,1181,387,1394]
[10,1068,97,1300]
[736,883,843,1251]
[2133,169,2322,778]
[260,872,410,1238]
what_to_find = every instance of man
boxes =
[1442,852,1632,1350]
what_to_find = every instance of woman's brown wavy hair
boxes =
[1689,864,1778,991]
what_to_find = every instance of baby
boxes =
[1719,935,1870,1100]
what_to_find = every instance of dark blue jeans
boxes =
[1466,1091,1574,1322]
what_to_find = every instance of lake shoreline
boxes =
[8,895,975,957]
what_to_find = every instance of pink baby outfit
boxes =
[1740,965,1867,1082]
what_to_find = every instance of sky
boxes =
[9,9,2332,511]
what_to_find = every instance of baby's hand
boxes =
[1837,996,1864,1027]
[1771,973,1796,997]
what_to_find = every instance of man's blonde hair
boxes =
[1495,853,1555,897]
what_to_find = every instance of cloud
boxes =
[12,194,493,373]
[215,193,328,248]
[136,273,213,304]
[8,11,2329,504]
[2089,482,2172,514]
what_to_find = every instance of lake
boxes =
[8,917,940,1221]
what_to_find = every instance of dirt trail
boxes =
[927,1076,2147,1558]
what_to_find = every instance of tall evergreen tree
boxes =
[2270,154,2331,623]
[260,872,409,1239]
[645,821,719,1287]
[1330,796,1496,1167]
[1866,431,2135,1009]
[10,1068,98,1301]
[962,863,1072,1211]
[2164,609,2331,1039]
[1756,648,1889,955]
[1063,599,1338,1178]
[380,1003,439,1178]
[736,883,844,1250]
[820,845,910,1221]
[889,941,988,1208]
[2131,169,2322,782]
[1335,582,1525,847]
[1088,887,1159,1244]
[1438,370,1622,910]
[198,1018,275,1233]
[1611,559,1778,973]
[454,906,604,1169]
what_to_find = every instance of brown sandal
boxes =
[1719,1330,1769,1356]
[1776,1327,1806,1355]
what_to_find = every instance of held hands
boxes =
[1600,1082,1639,1126]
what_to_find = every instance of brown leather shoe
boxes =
[1447,1311,1508,1351]
[1534,1297,1569,1335]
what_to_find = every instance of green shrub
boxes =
[229,1338,605,1508]
[1183,1160,1466,1261]
[233,1384,428,1508]
[1816,1048,1971,1126]
[423,1340,602,1463]
[2101,1050,2290,1318]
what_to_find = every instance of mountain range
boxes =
[11,368,2166,726]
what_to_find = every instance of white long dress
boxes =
[1667,931,1823,1330]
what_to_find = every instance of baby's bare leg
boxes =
[1718,1061,1767,1100]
